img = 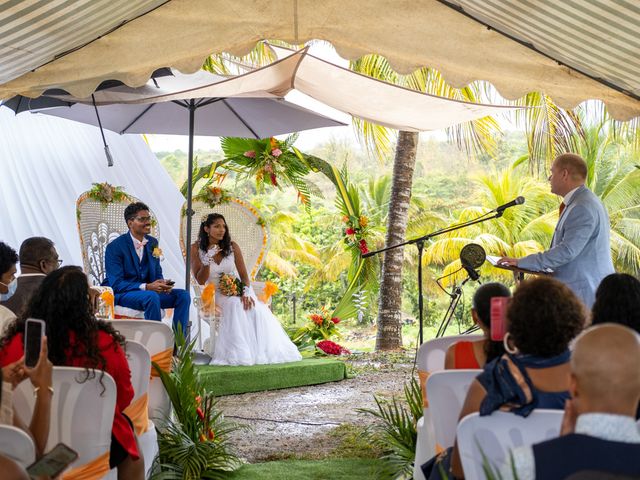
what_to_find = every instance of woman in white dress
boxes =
[191,214,301,366]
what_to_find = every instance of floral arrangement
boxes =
[98,290,114,318]
[200,284,216,317]
[219,273,244,297]
[258,280,279,303]
[288,306,342,349]
[316,339,351,356]
[87,182,127,205]
[220,134,314,210]
[195,184,230,208]
[343,214,371,255]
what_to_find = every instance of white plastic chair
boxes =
[413,334,482,480]
[457,410,563,480]
[0,425,36,467]
[427,369,481,449]
[125,340,158,477]
[13,367,117,479]
[111,320,174,429]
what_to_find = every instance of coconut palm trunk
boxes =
[376,130,419,350]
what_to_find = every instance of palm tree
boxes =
[349,56,500,350]
[423,157,558,287]
[575,115,640,272]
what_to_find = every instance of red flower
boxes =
[331,317,340,324]
[196,407,205,421]
[310,314,324,326]
[345,228,355,235]
[317,340,350,355]
[358,239,369,254]
[270,173,278,186]
[208,428,216,440]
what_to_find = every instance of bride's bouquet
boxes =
[218,273,244,297]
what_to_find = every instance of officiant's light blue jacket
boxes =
[518,185,614,307]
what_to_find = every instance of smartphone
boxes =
[26,442,78,477]
[165,279,175,286]
[490,297,510,341]
[24,318,45,368]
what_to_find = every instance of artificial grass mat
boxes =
[197,357,347,396]
[228,458,386,479]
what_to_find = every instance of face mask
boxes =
[0,278,17,301]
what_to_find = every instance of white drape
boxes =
[0,108,188,289]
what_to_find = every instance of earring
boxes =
[503,332,519,355]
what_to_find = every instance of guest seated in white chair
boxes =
[191,214,301,365]
[424,277,586,479]
[0,267,144,479]
[501,324,640,480]
[1,336,52,456]
[445,283,511,370]
[0,242,19,334]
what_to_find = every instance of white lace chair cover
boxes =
[76,189,161,318]
[13,367,117,477]
[0,425,36,467]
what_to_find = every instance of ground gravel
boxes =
[217,353,416,462]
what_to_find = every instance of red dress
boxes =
[453,341,481,369]
[0,330,139,460]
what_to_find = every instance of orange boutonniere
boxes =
[152,246,164,260]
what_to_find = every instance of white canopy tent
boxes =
[1,0,639,120]
[0,107,187,288]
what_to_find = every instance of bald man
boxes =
[501,324,640,480]
[500,153,614,307]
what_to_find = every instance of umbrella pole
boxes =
[185,100,195,341]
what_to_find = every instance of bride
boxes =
[191,213,302,366]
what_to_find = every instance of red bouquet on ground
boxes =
[316,340,351,356]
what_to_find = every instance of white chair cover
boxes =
[13,367,117,477]
[125,340,158,478]
[417,334,484,373]
[111,320,174,429]
[427,369,481,449]
[413,334,483,480]
[76,188,161,319]
[0,424,36,467]
[457,410,563,480]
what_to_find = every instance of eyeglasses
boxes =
[134,216,152,222]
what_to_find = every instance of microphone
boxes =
[460,243,486,281]
[495,196,525,213]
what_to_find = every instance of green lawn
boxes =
[228,458,388,479]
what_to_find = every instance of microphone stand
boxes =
[435,277,470,338]
[363,208,507,345]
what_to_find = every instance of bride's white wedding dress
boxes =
[206,250,302,366]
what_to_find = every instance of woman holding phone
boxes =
[0,266,143,480]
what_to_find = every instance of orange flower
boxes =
[359,215,368,228]
[270,137,278,149]
[310,314,324,326]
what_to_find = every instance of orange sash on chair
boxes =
[123,393,150,436]
[417,369,430,408]
[150,347,173,378]
[61,451,110,480]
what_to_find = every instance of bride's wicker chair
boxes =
[179,197,271,354]
[76,187,161,319]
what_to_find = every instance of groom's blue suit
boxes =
[102,233,190,332]
[518,185,614,307]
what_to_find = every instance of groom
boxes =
[103,202,190,333]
